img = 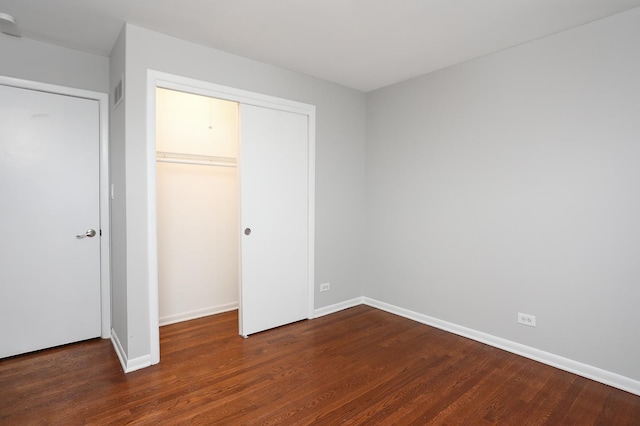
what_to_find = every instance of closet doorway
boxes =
[156,88,239,326]
[148,72,316,364]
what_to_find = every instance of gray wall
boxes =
[365,8,640,381]
[108,27,128,353]
[113,24,367,360]
[0,35,108,92]
[5,7,638,386]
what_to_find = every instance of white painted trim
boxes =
[146,79,161,365]
[97,85,111,339]
[149,72,315,113]
[361,297,640,397]
[111,328,152,373]
[110,328,127,372]
[314,297,364,318]
[146,70,316,364]
[125,353,152,373]
[307,112,316,320]
[159,303,239,327]
[0,75,111,339]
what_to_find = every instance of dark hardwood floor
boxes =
[1,305,639,425]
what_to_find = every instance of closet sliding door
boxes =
[239,104,310,337]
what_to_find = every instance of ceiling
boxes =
[2,0,640,92]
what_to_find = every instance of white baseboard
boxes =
[314,297,364,318]
[159,302,238,327]
[110,328,151,374]
[360,297,640,397]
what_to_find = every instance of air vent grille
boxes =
[113,77,123,108]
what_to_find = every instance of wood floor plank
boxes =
[1,305,639,425]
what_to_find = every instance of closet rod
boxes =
[156,151,237,168]
[156,158,236,167]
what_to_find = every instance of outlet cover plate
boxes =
[518,312,536,327]
[320,282,331,292]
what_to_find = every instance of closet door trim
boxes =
[146,70,316,365]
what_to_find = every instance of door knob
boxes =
[244,228,251,236]
[76,229,96,239]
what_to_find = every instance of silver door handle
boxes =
[76,229,96,239]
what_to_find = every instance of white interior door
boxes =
[0,84,101,358]
[239,104,309,336]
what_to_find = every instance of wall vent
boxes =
[113,76,124,108]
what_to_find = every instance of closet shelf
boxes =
[156,151,237,167]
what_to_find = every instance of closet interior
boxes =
[156,88,239,326]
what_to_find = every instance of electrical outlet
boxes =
[320,282,331,292]
[518,313,536,327]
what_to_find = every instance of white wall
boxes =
[366,8,640,382]
[113,24,367,361]
[156,89,239,324]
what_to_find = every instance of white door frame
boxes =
[0,75,111,339]
[146,70,316,364]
